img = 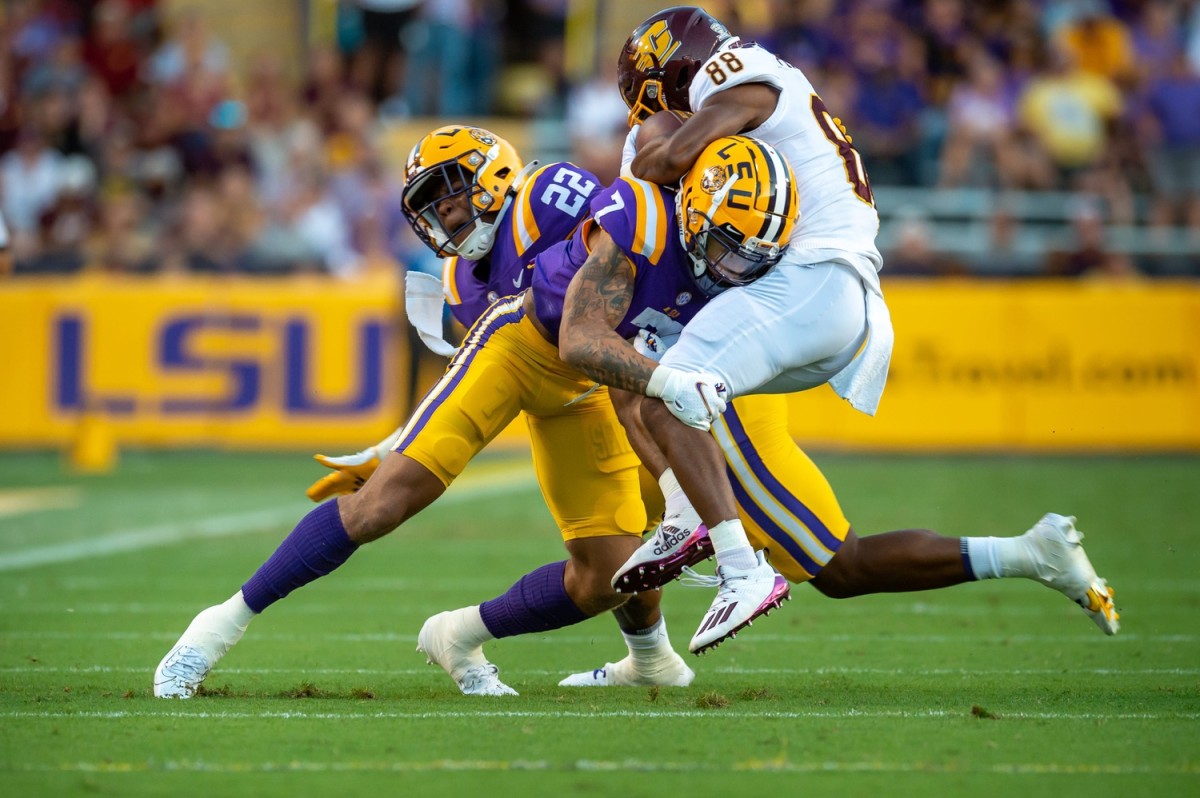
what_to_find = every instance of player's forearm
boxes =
[610,390,670,477]
[560,328,657,394]
[630,138,690,185]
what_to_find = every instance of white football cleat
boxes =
[1025,513,1119,635]
[685,551,790,655]
[558,653,695,687]
[153,604,246,698]
[416,609,518,696]
[612,507,713,593]
[455,664,519,696]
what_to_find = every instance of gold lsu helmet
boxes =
[401,125,524,260]
[676,135,799,296]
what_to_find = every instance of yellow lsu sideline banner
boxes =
[0,277,1197,451]
[785,280,1200,451]
[0,275,406,449]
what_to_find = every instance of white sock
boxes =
[709,519,757,571]
[659,469,691,519]
[964,536,1037,580]
[622,616,673,664]
[657,468,683,500]
[183,592,254,658]
[226,591,256,628]
[454,605,495,648]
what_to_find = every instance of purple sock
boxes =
[478,561,589,639]
[241,501,358,613]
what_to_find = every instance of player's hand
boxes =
[305,449,382,502]
[305,429,404,502]
[646,366,729,431]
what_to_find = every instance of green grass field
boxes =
[1,450,1197,797]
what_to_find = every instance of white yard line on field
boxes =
[0,466,537,573]
[4,630,1194,644]
[3,708,1198,722]
[7,710,1200,720]
[2,665,1198,677]
[8,759,1199,776]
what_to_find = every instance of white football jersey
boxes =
[689,42,882,293]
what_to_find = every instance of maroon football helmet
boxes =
[617,6,733,126]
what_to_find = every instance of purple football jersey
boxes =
[444,162,600,328]
[533,177,709,343]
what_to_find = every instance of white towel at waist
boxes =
[828,288,892,416]
[404,271,457,357]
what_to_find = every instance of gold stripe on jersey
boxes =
[512,164,553,257]
[620,177,669,264]
[442,256,463,305]
[394,293,526,455]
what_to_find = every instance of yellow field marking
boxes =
[0,487,82,518]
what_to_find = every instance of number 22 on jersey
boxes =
[540,167,596,215]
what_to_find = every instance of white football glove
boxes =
[305,428,403,502]
[633,329,680,364]
[646,366,729,431]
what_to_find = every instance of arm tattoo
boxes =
[561,235,657,394]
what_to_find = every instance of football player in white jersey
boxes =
[603,7,1116,649]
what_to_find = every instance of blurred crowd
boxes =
[1,0,1199,279]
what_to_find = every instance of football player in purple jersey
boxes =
[155,126,699,698]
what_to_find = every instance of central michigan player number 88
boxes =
[704,51,873,207]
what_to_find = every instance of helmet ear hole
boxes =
[673,67,691,92]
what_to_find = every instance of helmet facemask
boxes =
[624,72,670,127]
[402,155,506,260]
[682,208,787,296]
[401,126,522,261]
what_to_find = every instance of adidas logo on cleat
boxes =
[696,601,739,636]
[653,525,691,556]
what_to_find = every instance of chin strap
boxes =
[510,159,542,194]
[455,159,542,260]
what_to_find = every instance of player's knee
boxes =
[641,398,673,428]
[810,566,863,599]
[570,573,627,616]
[810,530,867,599]
[564,542,637,615]
[337,491,398,544]
[608,388,643,422]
